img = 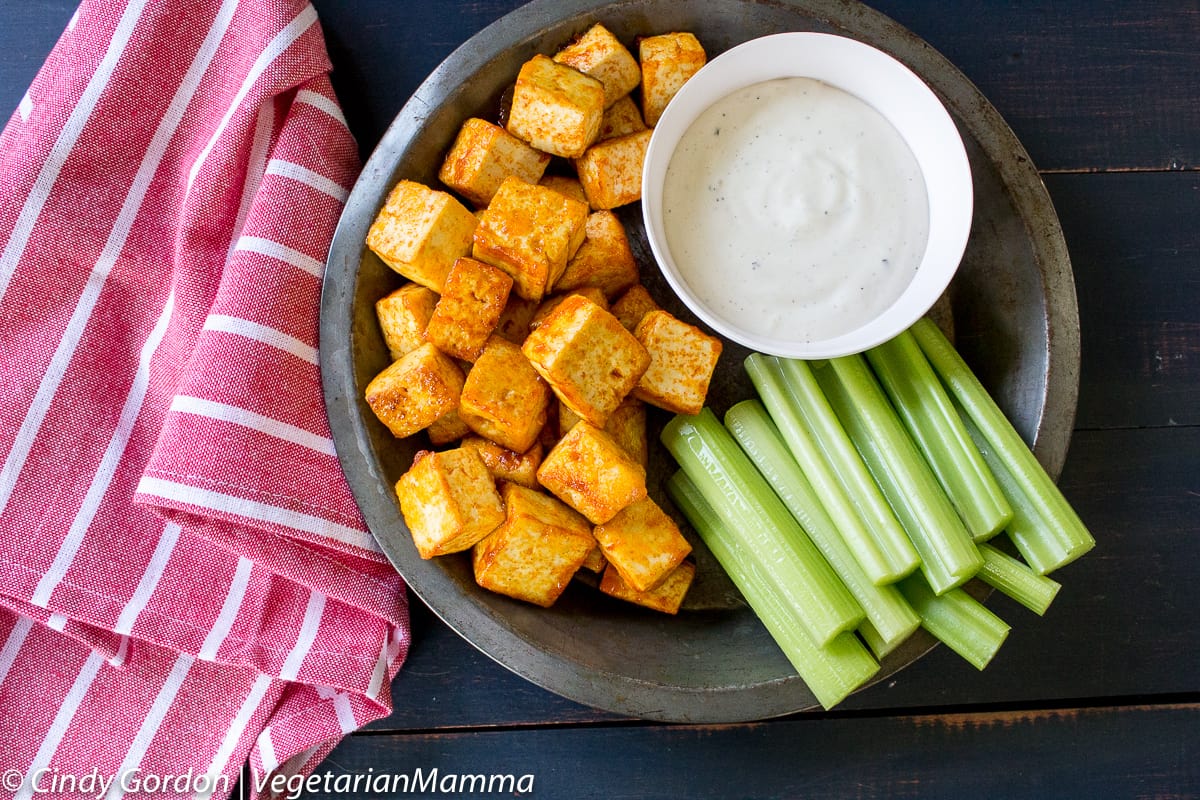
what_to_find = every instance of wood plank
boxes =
[1047,171,1200,429]
[370,426,1200,730]
[325,704,1200,799]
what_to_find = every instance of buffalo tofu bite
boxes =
[639,32,707,127]
[603,397,648,466]
[460,435,544,490]
[552,210,639,298]
[593,497,692,592]
[600,559,695,614]
[574,129,651,210]
[396,448,505,559]
[538,174,590,207]
[522,294,650,428]
[366,180,477,292]
[493,294,540,345]
[438,118,551,208]
[611,283,661,333]
[598,94,647,141]
[375,282,438,361]
[552,23,641,108]
[473,483,597,607]
[365,343,465,438]
[506,54,605,158]
[633,310,722,415]
[427,407,471,446]
[529,287,609,334]
[424,257,514,361]
[472,175,589,302]
[537,420,647,524]
[459,335,551,453]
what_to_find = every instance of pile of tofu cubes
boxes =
[364,26,720,613]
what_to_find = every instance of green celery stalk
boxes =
[858,619,911,661]
[661,408,864,645]
[866,330,1013,541]
[667,471,880,709]
[725,400,921,652]
[911,318,1095,573]
[816,355,983,594]
[899,573,1011,670]
[977,541,1061,616]
[744,354,917,584]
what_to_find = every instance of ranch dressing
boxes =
[662,77,929,342]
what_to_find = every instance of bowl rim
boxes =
[641,31,975,359]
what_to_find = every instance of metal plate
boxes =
[320,0,1080,722]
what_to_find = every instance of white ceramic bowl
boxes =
[641,32,973,358]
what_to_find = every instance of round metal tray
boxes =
[320,0,1080,722]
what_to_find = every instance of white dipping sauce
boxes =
[662,77,930,343]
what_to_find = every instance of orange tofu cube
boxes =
[506,54,605,158]
[494,294,539,345]
[366,180,477,292]
[472,176,589,302]
[556,399,584,438]
[424,257,514,361]
[461,435,543,490]
[600,560,695,614]
[522,294,650,428]
[552,23,640,108]
[529,287,609,333]
[439,118,551,208]
[574,129,651,210]
[552,210,639,298]
[605,397,648,466]
[427,407,471,445]
[593,497,692,591]
[396,448,505,558]
[598,94,647,141]
[375,282,438,361]
[473,483,595,607]
[537,420,646,524]
[459,335,550,453]
[633,310,723,415]
[639,32,707,127]
[580,543,607,573]
[611,283,661,332]
[539,174,590,207]
[365,343,464,438]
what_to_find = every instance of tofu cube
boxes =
[472,176,589,302]
[639,32,707,127]
[529,287,609,333]
[473,483,596,607]
[438,118,551,208]
[506,54,605,158]
[539,174,590,208]
[459,335,550,452]
[552,210,639,298]
[424,257,514,361]
[493,294,539,346]
[521,294,650,427]
[366,180,478,292]
[574,130,651,210]
[537,420,647,524]
[557,400,583,438]
[611,283,661,332]
[396,448,505,559]
[375,282,438,361]
[633,310,723,415]
[461,435,543,490]
[605,397,648,466]
[552,23,641,108]
[598,94,647,141]
[365,343,465,438]
[580,544,607,573]
[593,497,692,591]
[428,407,471,445]
[600,560,695,614]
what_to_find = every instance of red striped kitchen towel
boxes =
[0,1,407,797]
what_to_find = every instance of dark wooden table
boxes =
[4,1,1197,796]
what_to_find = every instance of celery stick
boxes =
[911,318,1095,572]
[866,330,1013,542]
[899,573,1010,670]
[661,408,864,645]
[858,619,911,661]
[667,471,879,709]
[977,542,1061,616]
[817,355,983,594]
[725,400,921,651]
[744,354,916,584]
